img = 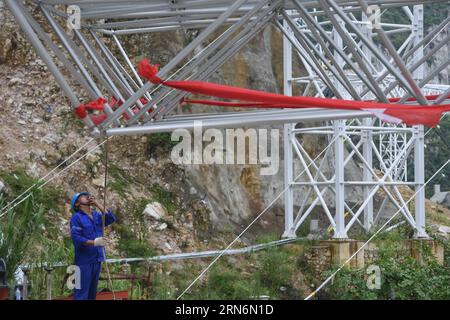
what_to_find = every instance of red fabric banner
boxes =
[138,59,450,127]
[74,96,156,126]
[74,97,107,125]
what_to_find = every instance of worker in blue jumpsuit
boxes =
[70,192,116,300]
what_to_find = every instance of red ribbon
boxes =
[74,105,88,119]
[138,59,163,84]
[138,59,450,127]
[74,97,107,125]
[75,96,158,125]
[75,98,107,118]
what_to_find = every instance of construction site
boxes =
[0,0,450,303]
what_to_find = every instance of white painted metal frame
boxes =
[280,2,448,239]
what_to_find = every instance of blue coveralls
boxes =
[70,209,116,300]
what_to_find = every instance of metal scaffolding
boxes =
[5,0,450,239]
[279,2,449,239]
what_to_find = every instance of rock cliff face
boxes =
[0,2,32,65]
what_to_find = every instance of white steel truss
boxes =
[5,0,450,240]
[280,2,449,239]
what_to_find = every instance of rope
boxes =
[176,135,339,299]
[0,138,109,219]
[304,158,450,300]
[19,238,305,270]
[100,138,116,300]
[0,137,95,217]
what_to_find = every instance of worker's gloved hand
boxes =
[93,237,105,247]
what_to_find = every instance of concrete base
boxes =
[281,229,297,239]
[320,240,364,268]
[409,239,444,265]
[306,239,445,270]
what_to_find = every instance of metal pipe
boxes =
[360,17,450,99]
[41,0,447,20]
[283,10,358,99]
[275,19,342,98]
[356,0,428,104]
[317,0,388,101]
[19,7,97,99]
[155,7,280,120]
[324,0,426,103]
[41,6,103,97]
[105,109,372,136]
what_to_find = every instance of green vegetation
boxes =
[424,116,450,196]
[151,234,305,300]
[380,7,410,49]
[149,240,304,300]
[113,198,158,258]
[0,194,45,281]
[0,169,62,211]
[424,2,449,30]
[147,132,179,156]
[323,238,450,300]
[0,169,73,299]
[192,262,267,300]
[108,164,130,197]
[118,238,156,258]
[260,247,295,289]
[150,184,177,214]
[111,183,181,259]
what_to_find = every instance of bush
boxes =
[147,133,179,157]
[259,248,294,290]
[0,169,64,284]
[193,263,267,300]
[117,238,156,257]
[150,184,176,213]
[324,267,379,300]
[0,168,63,211]
[324,240,450,300]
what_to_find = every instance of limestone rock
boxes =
[41,133,61,145]
[9,77,22,86]
[438,225,450,235]
[431,191,450,209]
[143,202,167,221]
[86,153,100,164]
[156,222,168,231]
[92,177,105,188]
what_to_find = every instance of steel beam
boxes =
[104,109,372,136]
[282,18,296,238]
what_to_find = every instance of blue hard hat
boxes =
[71,192,90,210]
